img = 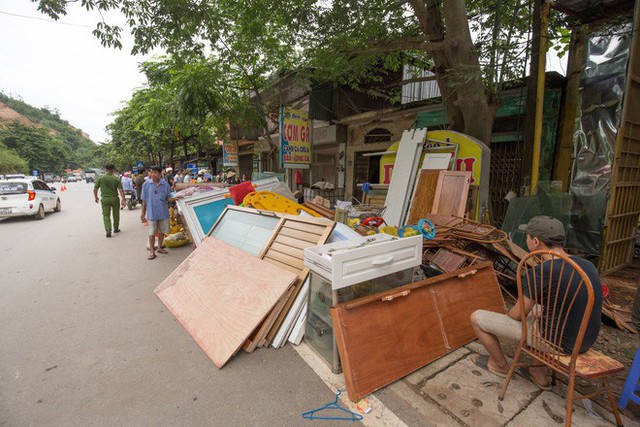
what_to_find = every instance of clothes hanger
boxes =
[301,390,363,421]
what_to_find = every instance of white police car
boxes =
[0,178,61,220]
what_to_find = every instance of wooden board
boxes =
[599,2,640,274]
[431,171,471,218]
[331,262,505,402]
[406,170,440,225]
[272,276,310,348]
[383,128,427,227]
[154,238,297,368]
[242,215,335,351]
[261,216,335,346]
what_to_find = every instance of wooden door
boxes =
[600,5,640,274]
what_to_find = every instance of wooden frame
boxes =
[243,213,335,351]
[176,188,231,246]
[431,170,471,217]
[599,3,640,274]
[207,206,282,256]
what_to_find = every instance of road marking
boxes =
[292,341,408,427]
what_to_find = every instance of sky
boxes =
[0,1,152,143]
[0,1,568,145]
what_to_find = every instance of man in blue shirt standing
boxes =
[140,166,182,260]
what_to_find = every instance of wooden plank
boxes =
[281,220,326,235]
[264,223,334,344]
[243,286,294,353]
[406,170,440,225]
[272,278,310,348]
[274,234,318,250]
[262,257,301,274]
[264,250,305,271]
[154,238,297,369]
[270,242,305,259]
[279,227,323,243]
[431,171,471,218]
[332,263,505,402]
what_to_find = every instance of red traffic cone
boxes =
[60,183,67,192]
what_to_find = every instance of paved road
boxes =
[0,182,339,427]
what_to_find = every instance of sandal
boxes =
[518,367,552,391]
[472,354,508,378]
[148,254,157,260]
[157,248,168,254]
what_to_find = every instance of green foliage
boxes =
[0,122,71,174]
[0,92,103,169]
[0,143,28,174]
[33,0,573,143]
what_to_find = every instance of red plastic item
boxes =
[228,181,255,205]
[602,283,609,299]
[361,217,385,228]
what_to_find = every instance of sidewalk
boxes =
[295,340,637,426]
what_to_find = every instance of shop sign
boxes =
[223,140,239,167]
[280,106,312,168]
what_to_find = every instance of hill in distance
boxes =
[0,92,102,174]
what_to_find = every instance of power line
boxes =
[0,9,91,28]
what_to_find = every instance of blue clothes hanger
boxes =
[302,390,364,421]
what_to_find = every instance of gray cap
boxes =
[518,215,565,245]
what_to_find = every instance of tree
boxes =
[0,143,28,174]
[0,122,70,173]
[34,0,566,145]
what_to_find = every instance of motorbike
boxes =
[125,190,138,210]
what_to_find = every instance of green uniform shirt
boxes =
[94,174,122,197]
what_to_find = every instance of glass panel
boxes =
[192,198,235,237]
[210,208,281,256]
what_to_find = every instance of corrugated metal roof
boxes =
[552,0,635,23]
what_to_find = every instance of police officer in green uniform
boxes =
[93,164,126,237]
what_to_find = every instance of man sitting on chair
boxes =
[469,215,603,390]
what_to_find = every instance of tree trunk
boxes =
[411,0,495,144]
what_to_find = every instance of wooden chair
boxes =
[498,250,624,426]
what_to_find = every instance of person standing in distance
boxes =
[140,166,182,260]
[93,164,126,237]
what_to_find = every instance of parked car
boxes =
[0,178,61,220]
[84,170,97,183]
[65,176,77,183]
[4,173,25,180]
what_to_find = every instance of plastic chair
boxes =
[498,250,624,427]
[619,347,640,410]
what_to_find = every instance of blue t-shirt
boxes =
[121,177,134,191]
[141,179,171,221]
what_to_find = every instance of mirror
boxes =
[49,187,56,192]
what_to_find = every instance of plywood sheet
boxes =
[154,238,297,368]
[432,171,471,217]
[406,170,440,225]
[331,262,505,402]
